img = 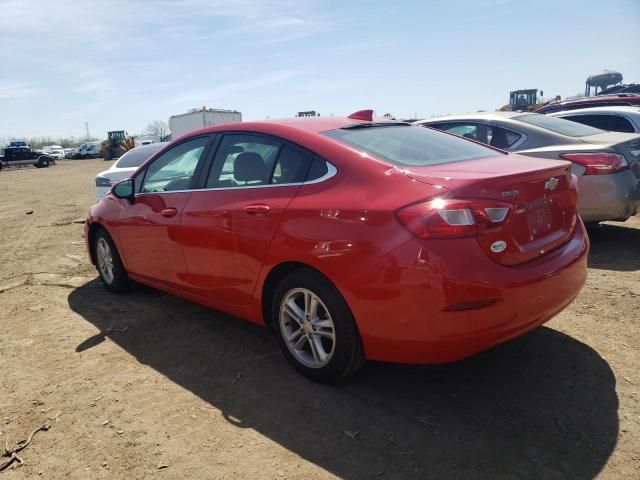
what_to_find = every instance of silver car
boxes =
[415,112,640,224]
[95,142,167,201]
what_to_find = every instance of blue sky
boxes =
[1,0,639,140]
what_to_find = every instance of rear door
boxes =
[180,134,315,305]
[116,136,211,286]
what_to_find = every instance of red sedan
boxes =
[85,111,588,382]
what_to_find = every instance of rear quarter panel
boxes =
[255,155,445,325]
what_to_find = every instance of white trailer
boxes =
[169,107,242,139]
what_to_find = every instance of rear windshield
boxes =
[115,144,165,168]
[514,114,603,137]
[322,125,499,167]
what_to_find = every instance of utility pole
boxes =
[85,122,90,141]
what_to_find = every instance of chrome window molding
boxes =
[135,161,337,197]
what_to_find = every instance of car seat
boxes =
[234,152,266,185]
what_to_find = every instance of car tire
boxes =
[38,157,50,168]
[272,269,365,383]
[94,228,129,292]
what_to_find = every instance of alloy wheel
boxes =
[279,288,336,368]
[96,237,115,284]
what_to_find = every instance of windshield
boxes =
[115,144,165,168]
[322,125,499,167]
[513,114,603,137]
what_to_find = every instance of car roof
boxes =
[416,111,526,123]
[549,105,640,115]
[184,116,370,139]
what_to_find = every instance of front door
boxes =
[180,134,315,304]
[116,136,211,287]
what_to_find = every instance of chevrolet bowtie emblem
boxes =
[544,177,559,191]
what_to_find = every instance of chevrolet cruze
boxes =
[85,111,588,382]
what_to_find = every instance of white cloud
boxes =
[170,69,307,105]
[0,81,42,99]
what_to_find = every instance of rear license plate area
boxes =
[527,206,553,236]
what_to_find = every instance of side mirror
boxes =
[113,178,135,203]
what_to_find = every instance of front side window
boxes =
[323,125,499,167]
[206,134,281,188]
[140,137,208,193]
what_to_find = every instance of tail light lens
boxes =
[396,198,512,239]
[95,176,111,187]
[560,153,629,175]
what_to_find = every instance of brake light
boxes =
[560,153,629,175]
[396,198,512,239]
[348,109,375,121]
[95,176,111,187]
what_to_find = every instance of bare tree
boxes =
[144,120,170,138]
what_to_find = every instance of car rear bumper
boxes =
[577,170,639,222]
[341,220,589,364]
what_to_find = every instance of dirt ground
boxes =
[0,159,638,479]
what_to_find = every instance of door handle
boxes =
[243,204,270,215]
[160,208,178,218]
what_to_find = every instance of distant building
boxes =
[169,107,242,139]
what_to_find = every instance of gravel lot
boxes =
[0,160,638,479]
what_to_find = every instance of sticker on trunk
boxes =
[491,240,507,253]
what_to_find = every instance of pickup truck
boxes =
[0,146,55,171]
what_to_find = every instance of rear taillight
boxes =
[396,198,512,239]
[560,153,629,175]
[95,176,111,187]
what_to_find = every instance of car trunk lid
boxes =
[404,155,576,265]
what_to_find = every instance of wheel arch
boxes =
[260,261,358,333]
[87,221,107,265]
[261,261,309,330]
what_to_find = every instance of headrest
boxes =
[234,152,265,182]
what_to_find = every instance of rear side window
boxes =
[323,125,499,167]
[514,113,603,137]
[307,157,329,181]
[271,145,313,184]
[435,123,522,148]
[561,114,635,133]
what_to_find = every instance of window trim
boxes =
[425,120,528,150]
[132,131,338,197]
[134,163,337,196]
